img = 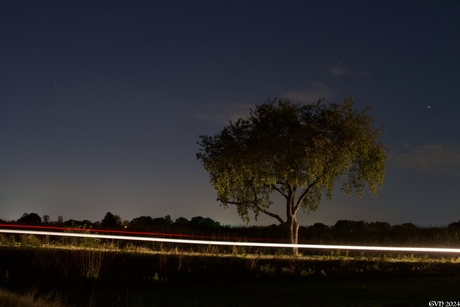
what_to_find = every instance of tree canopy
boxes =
[18,213,42,224]
[101,212,122,228]
[197,98,386,247]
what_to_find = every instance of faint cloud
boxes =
[284,82,334,104]
[329,66,372,78]
[195,103,252,125]
[390,143,460,176]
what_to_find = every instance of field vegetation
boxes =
[2,216,460,306]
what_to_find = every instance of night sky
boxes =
[1,1,460,227]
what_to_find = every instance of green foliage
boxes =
[0,233,16,246]
[20,235,42,248]
[62,223,101,247]
[197,98,386,227]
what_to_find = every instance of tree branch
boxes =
[294,181,317,213]
[218,197,286,226]
[218,198,253,207]
[252,184,285,225]
[294,160,332,213]
[253,202,285,225]
[269,184,288,199]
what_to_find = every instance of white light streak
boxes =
[2,229,460,253]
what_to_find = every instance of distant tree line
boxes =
[7,212,222,231]
[9,212,460,229]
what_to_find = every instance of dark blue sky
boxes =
[1,0,460,226]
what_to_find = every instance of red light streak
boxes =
[0,224,206,238]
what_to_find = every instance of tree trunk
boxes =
[286,218,300,254]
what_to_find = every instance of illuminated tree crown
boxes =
[197,98,386,246]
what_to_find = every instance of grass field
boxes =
[2,231,460,306]
[3,275,460,307]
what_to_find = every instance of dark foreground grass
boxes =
[2,276,460,307]
[62,275,460,307]
[1,246,460,307]
[0,288,69,307]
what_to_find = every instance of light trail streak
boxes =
[0,224,288,242]
[2,229,460,253]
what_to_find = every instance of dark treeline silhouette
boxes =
[5,212,460,246]
[17,213,42,224]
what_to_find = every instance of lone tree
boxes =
[197,98,386,251]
